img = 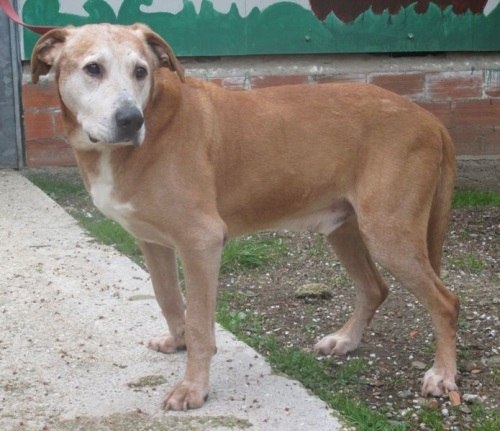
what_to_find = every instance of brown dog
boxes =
[31,23,458,410]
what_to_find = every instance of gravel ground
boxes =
[218,207,499,430]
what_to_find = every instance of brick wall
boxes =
[22,54,500,167]
[22,78,75,167]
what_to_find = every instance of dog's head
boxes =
[31,23,184,148]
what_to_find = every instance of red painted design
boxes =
[309,1,488,22]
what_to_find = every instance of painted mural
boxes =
[20,0,500,57]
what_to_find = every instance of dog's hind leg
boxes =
[138,241,186,353]
[314,216,388,356]
[352,130,458,396]
[357,211,459,396]
[427,129,456,278]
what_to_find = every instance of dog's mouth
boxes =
[86,105,145,146]
[87,133,142,147]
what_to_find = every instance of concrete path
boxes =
[0,170,345,431]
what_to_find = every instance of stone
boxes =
[427,399,440,409]
[295,283,332,299]
[397,389,413,399]
[448,390,461,406]
[411,360,427,370]
[485,355,500,368]
[464,360,479,372]
[462,393,479,403]
[127,375,167,388]
[460,404,472,414]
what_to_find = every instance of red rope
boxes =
[0,0,57,34]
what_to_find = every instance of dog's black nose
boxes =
[115,106,144,138]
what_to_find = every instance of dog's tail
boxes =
[427,127,457,277]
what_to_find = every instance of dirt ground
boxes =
[26,168,499,430]
[219,207,499,429]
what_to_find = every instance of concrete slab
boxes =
[0,170,345,431]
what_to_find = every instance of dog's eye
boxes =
[84,62,102,77]
[134,66,148,80]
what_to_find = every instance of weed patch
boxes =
[452,190,500,208]
[221,236,287,273]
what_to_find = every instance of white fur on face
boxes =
[58,37,152,148]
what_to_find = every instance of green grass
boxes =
[26,174,87,202]
[25,172,500,430]
[419,407,445,431]
[470,403,500,431]
[77,216,143,263]
[452,190,500,208]
[447,253,486,273]
[221,236,287,273]
[216,292,265,338]
[217,291,404,431]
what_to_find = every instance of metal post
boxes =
[0,0,24,168]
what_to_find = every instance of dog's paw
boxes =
[314,332,360,356]
[147,332,185,354]
[163,381,208,411]
[421,366,458,396]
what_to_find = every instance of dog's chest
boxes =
[88,151,134,228]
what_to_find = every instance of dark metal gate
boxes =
[0,0,23,168]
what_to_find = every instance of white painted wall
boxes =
[18,0,312,18]
[485,0,500,15]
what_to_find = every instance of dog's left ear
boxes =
[132,24,185,83]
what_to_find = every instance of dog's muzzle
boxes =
[114,105,144,143]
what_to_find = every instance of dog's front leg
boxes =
[163,226,225,411]
[138,241,186,353]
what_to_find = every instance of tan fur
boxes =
[32,24,459,410]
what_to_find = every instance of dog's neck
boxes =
[74,146,136,227]
[74,144,137,187]
[74,148,103,192]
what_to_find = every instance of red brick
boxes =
[416,101,452,127]
[451,127,499,156]
[312,73,366,84]
[209,76,247,91]
[445,99,500,156]
[249,74,309,89]
[450,99,500,127]
[25,138,75,168]
[369,73,425,97]
[23,111,55,141]
[22,81,60,110]
[414,101,498,156]
[448,126,483,155]
[427,71,483,101]
[53,111,67,137]
[485,70,500,97]
[486,87,500,97]
[481,127,500,155]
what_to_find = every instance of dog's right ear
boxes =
[31,28,71,84]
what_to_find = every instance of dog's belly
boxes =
[275,202,352,236]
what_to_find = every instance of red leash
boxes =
[0,0,57,34]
